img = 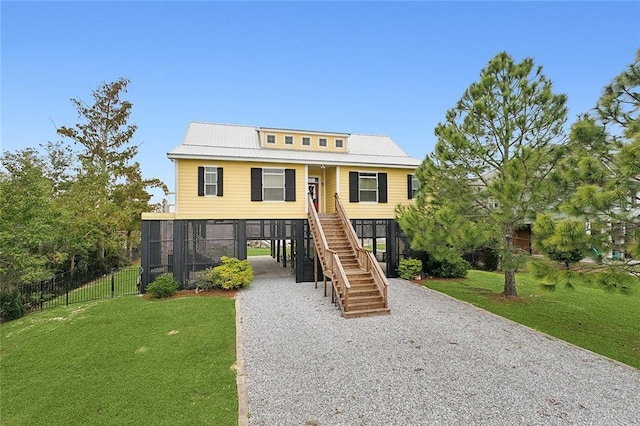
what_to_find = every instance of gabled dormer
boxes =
[258,127,349,153]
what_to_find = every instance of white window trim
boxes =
[204,165,218,197]
[262,168,285,201]
[335,138,344,148]
[302,136,311,146]
[411,174,419,198]
[284,135,294,145]
[318,137,328,148]
[266,134,277,144]
[359,171,378,203]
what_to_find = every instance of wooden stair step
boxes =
[349,295,384,304]
[343,307,390,319]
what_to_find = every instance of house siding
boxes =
[175,159,307,219]
[325,167,337,213]
[338,166,414,218]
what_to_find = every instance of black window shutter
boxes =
[349,171,359,202]
[285,169,296,201]
[217,167,223,196]
[251,168,262,201]
[197,166,205,196]
[407,174,414,199]
[378,172,388,203]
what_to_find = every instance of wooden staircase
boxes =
[308,194,390,318]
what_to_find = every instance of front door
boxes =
[308,178,319,212]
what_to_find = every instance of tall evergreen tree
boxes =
[398,52,568,296]
[57,78,166,265]
[542,49,639,285]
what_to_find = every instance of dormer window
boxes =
[266,134,276,144]
[302,137,311,146]
[285,135,294,145]
[335,139,344,148]
[319,138,327,147]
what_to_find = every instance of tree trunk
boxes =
[503,269,517,296]
[70,253,76,276]
[502,223,518,297]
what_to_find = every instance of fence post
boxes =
[111,268,116,298]
[39,280,44,311]
[65,273,69,306]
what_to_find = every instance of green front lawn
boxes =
[63,266,140,304]
[0,295,237,425]
[421,270,640,369]
[247,247,272,256]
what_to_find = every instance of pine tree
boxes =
[398,52,568,296]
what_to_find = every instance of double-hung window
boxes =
[263,168,285,201]
[407,174,419,199]
[251,168,296,202]
[197,166,223,197]
[349,171,387,203]
[359,172,378,202]
[204,167,218,195]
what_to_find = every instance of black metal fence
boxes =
[16,265,140,314]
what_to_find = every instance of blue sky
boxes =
[2,1,639,202]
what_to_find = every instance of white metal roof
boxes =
[167,122,422,168]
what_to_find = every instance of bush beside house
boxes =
[195,257,253,290]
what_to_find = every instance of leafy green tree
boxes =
[398,52,568,296]
[0,149,64,288]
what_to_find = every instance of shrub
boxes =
[432,256,470,278]
[146,273,180,298]
[425,255,470,278]
[397,258,423,280]
[194,265,222,290]
[199,257,253,290]
[546,249,585,269]
[463,248,500,271]
[0,287,25,322]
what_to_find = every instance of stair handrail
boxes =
[307,194,351,311]
[307,194,330,254]
[334,193,388,308]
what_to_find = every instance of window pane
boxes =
[264,174,284,187]
[360,177,377,190]
[360,190,377,202]
[264,188,284,201]
[205,184,217,196]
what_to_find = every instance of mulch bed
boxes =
[144,288,238,300]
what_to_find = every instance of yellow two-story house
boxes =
[140,122,421,289]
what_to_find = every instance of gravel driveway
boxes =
[238,277,640,425]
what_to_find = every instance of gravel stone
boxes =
[239,277,640,425]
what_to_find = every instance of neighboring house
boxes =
[140,122,422,292]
